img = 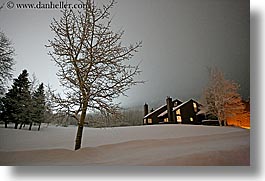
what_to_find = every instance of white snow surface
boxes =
[0,124,250,165]
[0,124,245,151]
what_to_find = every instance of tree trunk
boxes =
[74,102,88,150]
[224,120,227,126]
[218,119,222,126]
[38,123,41,131]
[29,122,32,130]
[19,122,23,129]
[14,122,18,129]
[5,121,7,128]
[75,124,84,150]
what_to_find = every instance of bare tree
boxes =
[47,0,142,150]
[0,31,15,95]
[202,68,245,126]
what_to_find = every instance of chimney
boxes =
[166,97,173,123]
[144,103,148,116]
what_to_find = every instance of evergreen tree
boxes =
[1,88,16,128]
[2,70,31,129]
[32,83,45,131]
[0,96,9,128]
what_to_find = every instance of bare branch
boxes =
[46,0,143,150]
[201,67,245,126]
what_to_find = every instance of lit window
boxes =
[176,109,181,115]
[144,119,146,124]
[148,118,152,124]
[177,116,182,123]
[164,118,169,122]
[190,117,194,122]
[193,102,197,112]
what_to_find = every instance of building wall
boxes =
[179,101,197,124]
[143,106,167,125]
[175,100,203,125]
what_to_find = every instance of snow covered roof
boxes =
[157,110,168,118]
[144,98,182,119]
[158,99,203,118]
[196,109,207,115]
[143,104,166,119]
[172,100,190,111]
[158,100,190,118]
[173,99,202,111]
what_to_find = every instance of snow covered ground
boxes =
[0,124,250,165]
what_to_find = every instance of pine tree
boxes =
[2,70,31,129]
[0,96,9,128]
[32,83,45,131]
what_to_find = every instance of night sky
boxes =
[0,0,249,107]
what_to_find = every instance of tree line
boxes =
[0,69,45,130]
[38,108,143,128]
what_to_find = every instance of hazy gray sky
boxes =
[0,0,249,107]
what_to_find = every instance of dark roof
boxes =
[143,98,182,119]
[158,99,202,118]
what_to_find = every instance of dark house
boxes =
[158,99,204,125]
[143,97,205,125]
[143,97,182,125]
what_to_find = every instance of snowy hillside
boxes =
[0,125,250,165]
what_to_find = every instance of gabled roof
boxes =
[143,98,182,119]
[157,109,169,118]
[158,99,202,118]
[174,99,202,110]
[196,109,206,115]
[143,104,166,119]
[172,99,190,111]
